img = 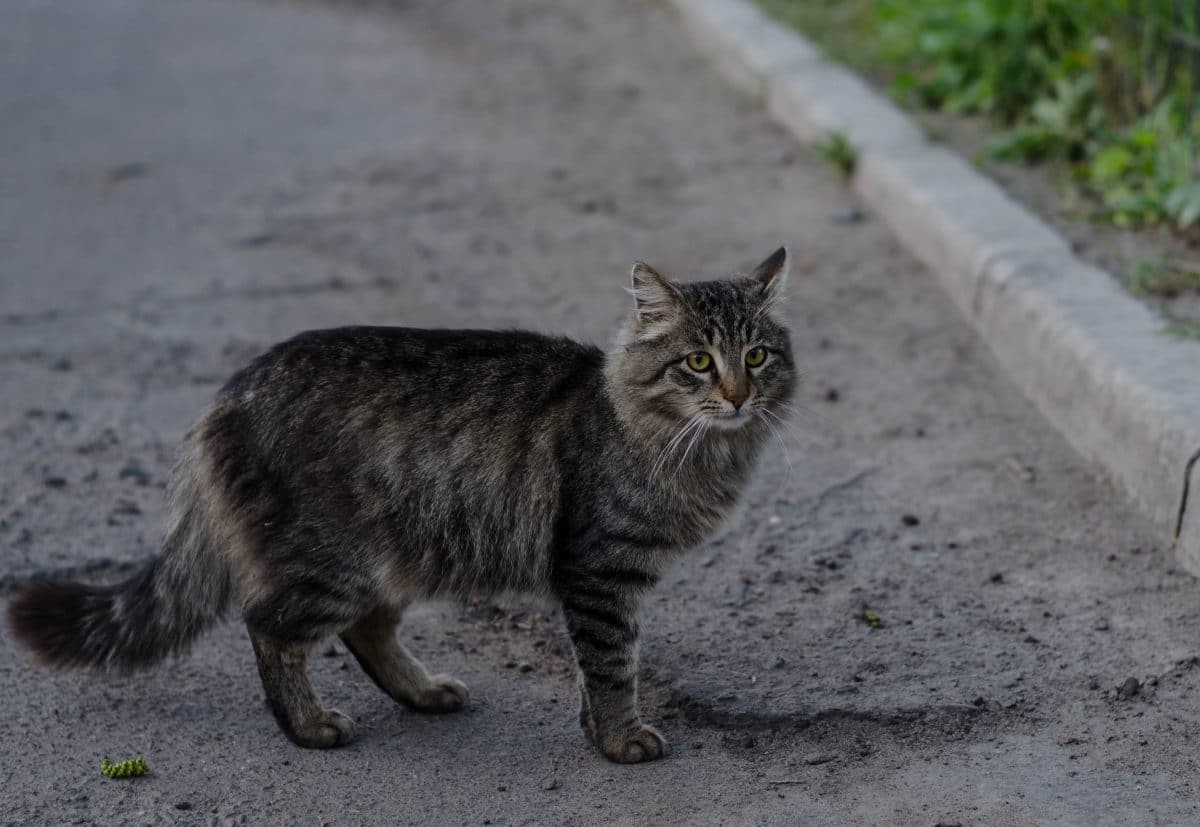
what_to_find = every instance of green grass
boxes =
[812,131,859,180]
[757,0,1200,232]
[1166,320,1200,341]
[1129,257,1200,298]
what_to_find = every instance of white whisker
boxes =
[757,410,792,481]
[673,419,709,479]
[650,415,704,481]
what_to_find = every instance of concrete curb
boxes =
[666,0,1200,571]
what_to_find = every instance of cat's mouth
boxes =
[706,410,753,430]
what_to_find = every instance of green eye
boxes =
[686,351,713,372]
[745,346,767,367]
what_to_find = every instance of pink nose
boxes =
[726,392,749,410]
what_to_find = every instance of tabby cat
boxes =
[9,248,795,764]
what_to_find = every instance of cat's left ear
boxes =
[630,260,683,339]
[750,246,790,302]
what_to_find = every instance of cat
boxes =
[8,247,795,764]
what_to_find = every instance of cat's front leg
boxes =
[558,575,667,763]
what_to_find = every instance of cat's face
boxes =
[613,248,796,432]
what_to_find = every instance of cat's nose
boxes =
[726,392,749,410]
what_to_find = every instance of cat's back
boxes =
[205,325,611,496]
[221,325,605,399]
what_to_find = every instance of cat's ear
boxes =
[750,246,790,302]
[630,261,682,339]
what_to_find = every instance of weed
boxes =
[813,131,859,181]
[758,0,1200,231]
[1129,257,1200,298]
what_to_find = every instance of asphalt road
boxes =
[2,1,1199,824]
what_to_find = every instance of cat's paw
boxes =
[598,724,669,764]
[286,709,356,749]
[409,674,469,713]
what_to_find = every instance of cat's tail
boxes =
[7,445,233,672]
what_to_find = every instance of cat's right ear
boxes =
[630,261,681,340]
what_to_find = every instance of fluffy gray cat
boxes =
[9,248,796,763]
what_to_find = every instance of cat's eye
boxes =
[745,346,767,367]
[686,351,713,372]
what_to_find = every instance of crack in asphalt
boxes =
[1176,446,1200,541]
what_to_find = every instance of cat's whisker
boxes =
[673,418,709,479]
[774,400,839,434]
[757,411,793,480]
[650,415,703,480]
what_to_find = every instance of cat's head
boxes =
[608,247,796,432]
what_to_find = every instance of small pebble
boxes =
[44,477,68,489]
[832,205,865,223]
[1118,677,1140,699]
[901,514,920,527]
[542,779,558,791]
[119,465,152,486]
[518,661,534,673]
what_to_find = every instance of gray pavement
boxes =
[2,0,1199,824]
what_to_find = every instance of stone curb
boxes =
[666,0,1200,571]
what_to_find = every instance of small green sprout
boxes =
[812,131,858,181]
[859,607,882,628]
[100,757,149,779]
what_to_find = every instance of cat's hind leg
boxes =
[340,606,468,713]
[248,630,356,749]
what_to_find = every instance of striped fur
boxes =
[7,249,795,762]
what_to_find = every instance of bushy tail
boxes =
[7,456,233,672]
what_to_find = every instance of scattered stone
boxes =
[119,465,152,486]
[804,754,836,766]
[1093,619,1110,631]
[54,410,73,421]
[43,477,68,489]
[504,660,517,669]
[174,802,193,811]
[1117,677,1140,699]
[824,387,840,402]
[771,656,787,670]
[107,162,149,182]
[542,779,558,791]
[832,205,865,223]
[517,661,534,673]
[323,644,339,657]
[233,232,274,248]
[52,357,73,372]
[989,573,1004,584]
[901,514,920,527]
